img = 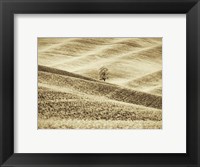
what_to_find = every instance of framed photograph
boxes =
[38,37,162,130]
[0,0,199,166]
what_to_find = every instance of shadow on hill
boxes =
[38,65,97,82]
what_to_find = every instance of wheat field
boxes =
[38,38,162,129]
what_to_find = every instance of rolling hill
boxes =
[38,66,162,129]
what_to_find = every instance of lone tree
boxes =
[99,67,109,81]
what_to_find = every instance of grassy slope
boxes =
[38,118,162,129]
[38,67,162,129]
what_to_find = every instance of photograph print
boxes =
[38,38,162,129]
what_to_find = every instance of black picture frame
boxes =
[0,0,200,166]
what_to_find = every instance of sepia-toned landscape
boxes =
[38,38,162,129]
